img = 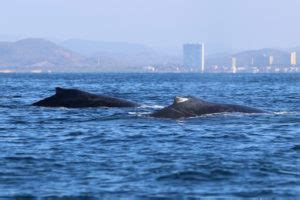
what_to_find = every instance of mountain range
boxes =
[0,38,92,71]
[60,39,180,70]
[206,48,299,68]
[0,38,299,72]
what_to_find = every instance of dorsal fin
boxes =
[173,96,190,104]
[55,87,91,96]
[55,87,66,95]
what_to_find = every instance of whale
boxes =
[150,96,264,119]
[32,87,139,108]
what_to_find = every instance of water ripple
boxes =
[0,73,299,198]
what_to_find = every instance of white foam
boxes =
[140,105,164,109]
[274,111,300,115]
[128,111,151,116]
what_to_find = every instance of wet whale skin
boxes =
[32,87,139,108]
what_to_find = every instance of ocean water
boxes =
[0,73,299,199]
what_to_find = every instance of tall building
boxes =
[269,56,274,66]
[291,52,297,66]
[183,43,205,72]
[232,57,237,73]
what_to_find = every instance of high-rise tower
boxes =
[232,57,237,73]
[183,43,205,73]
[291,52,297,66]
[269,56,274,66]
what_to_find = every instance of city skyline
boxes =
[181,42,299,73]
[1,0,300,54]
[1,37,298,73]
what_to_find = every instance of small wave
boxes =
[140,104,164,109]
[4,195,95,200]
[157,169,234,182]
[176,112,264,120]
[277,170,300,176]
[291,144,300,151]
[157,171,208,181]
[65,131,85,137]
[128,111,151,117]
[32,106,70,110]
[273,111,300,115]
[233,190,274,198]
[2,156,57,163]
[4,156,36,161]
[0,95,22,98]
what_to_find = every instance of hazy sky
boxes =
[1,0,300,52]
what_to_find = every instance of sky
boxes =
[1,0,300,53]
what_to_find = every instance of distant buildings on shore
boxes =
[226,52,298,73]
[0,38,299,73]
[182,44,299,73]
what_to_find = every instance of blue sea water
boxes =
[0,73,299,199]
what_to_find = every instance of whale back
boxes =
[55,87,98,98]
[173,96,206,105]
[151,96,264,119]
[151,96,210,118]
[33,87,139,108]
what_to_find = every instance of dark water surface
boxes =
[0,73,299,199]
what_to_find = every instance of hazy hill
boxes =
[60,39,181,68]
[233,48,290,66]
[0,38,296,72]
[0,38,181,72]
[0,38,91,71]
[61,39,155,57]
[288,46,300,56]
[206,48,291,68]
[206,52,232,67]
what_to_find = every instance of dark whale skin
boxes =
[151,96,265,119]
[32,87,139,108]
